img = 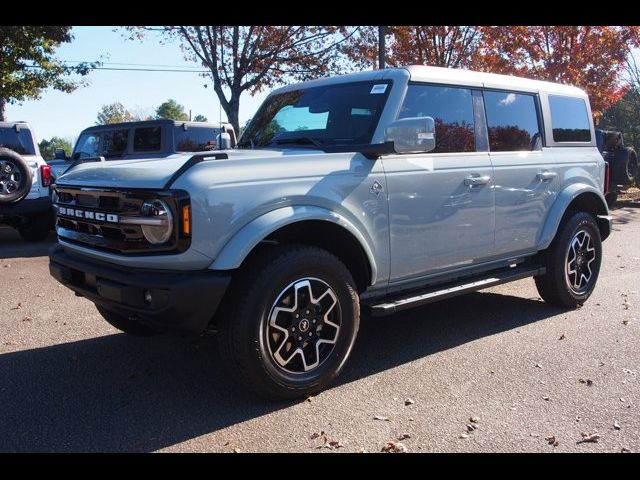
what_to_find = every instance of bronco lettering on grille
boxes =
[57,206,119,223]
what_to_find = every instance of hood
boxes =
[54,149,322,190]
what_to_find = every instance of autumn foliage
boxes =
[346,26,640,120]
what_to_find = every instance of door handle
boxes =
[536,171,558,181]
[464,175,491,186]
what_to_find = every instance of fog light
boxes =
[144,290,153,305]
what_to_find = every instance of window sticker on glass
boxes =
[370,84,388,94]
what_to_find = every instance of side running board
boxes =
[368,265,545,316]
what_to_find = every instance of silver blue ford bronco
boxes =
[49,66,612,399]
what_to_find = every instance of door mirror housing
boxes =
[384,117,436,154]
[54,148,69,161]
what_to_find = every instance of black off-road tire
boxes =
[18,211,54,242]
[217,245,360,400]
[605,191,618,209]
[535,211,602,308]
[0,147,32,204]
[96,305,159,336]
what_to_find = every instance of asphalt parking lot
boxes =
[1,202,639,453]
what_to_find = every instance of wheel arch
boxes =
[209,206,378,291]
[539,184,611,250]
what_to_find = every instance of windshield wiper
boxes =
[273,137,324,148]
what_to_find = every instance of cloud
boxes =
[498,93,517,106]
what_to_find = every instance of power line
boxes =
[61,60,205,69]
[25,65,210,74]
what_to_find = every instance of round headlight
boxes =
[140,199,173,245]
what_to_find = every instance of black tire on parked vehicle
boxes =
[612,147,638,186]
[217,245,360,400]
[534,211,602,308]
[96,305,159,336]
[17,211,54,241]
[0,147,32,204]
[605,191,618,209]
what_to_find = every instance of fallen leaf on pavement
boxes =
[326,440,343,449]
[466,424,477,432]
[233,448,241,453]
[559,333,566,340]
[621,447,631,453]
[459,433,469,439]
[21,316,31,322]
[545,436,559,447]
[11,302,21,310]
[622,368,637,375]
[579,378,593,386]
[381,441,407,453]
[373,415,390,421]
[469,416,480,423]
[404,398,415,406]
[535,363,543,369]
[577,433,600,444]
[614,421,621,430]
[542,395,550,401]
[398,433,411,440]
[622,320,629,325]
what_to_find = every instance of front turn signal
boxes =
[182,204,191,235]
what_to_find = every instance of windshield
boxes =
[73,129,129,159]
[238,80,392,149]
[0,127,36,155]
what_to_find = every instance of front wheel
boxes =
[535,211,602,307]
[217,246,360,400]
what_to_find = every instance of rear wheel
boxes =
[217,245,360,400]
[535,211,602,307]
[18,211,54,241]
[0,147,32,204]
[96,305,159,336]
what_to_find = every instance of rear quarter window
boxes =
[133,126,162,152]
[549,95,591,142]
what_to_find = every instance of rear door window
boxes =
[101,129,128,158]
[133,126,162,152]
[484,91,542,152]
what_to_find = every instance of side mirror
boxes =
[384,117,436,154]
[54,148,69,161]
[216,131,232,150]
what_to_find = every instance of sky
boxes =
[6,26,270,144]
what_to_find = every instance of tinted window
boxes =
[549,95,591,142]
[133,127,161,152]
[239,81,391,148]
[484,91,541,152]
[73,133,100,159]
[101,129,128,157]
[399,84,475,153]
[0,127,35,155]
[174,126,220,152]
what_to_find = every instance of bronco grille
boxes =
[53,186,190,254]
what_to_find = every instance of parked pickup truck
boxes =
[49,66,612,399]
[48,119,236,180]
[0,121,54,241]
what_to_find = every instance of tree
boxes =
[192,114,208,122]
[477,26,640,118]
[345,26,483,70]
[0,26,96,121]
[38,136,72,160]
[155,99,189,121]
[130,26,359,132]
[96,102,136,125]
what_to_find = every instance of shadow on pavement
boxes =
[0,291,563,452]
[0,227,56,259]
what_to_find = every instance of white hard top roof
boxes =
[271,65,587,97]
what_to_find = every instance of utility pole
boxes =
[378,26,386,70]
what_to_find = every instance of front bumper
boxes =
[49,243,231,333]
[0,196,52,219]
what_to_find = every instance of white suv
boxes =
[0,121,54,241]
